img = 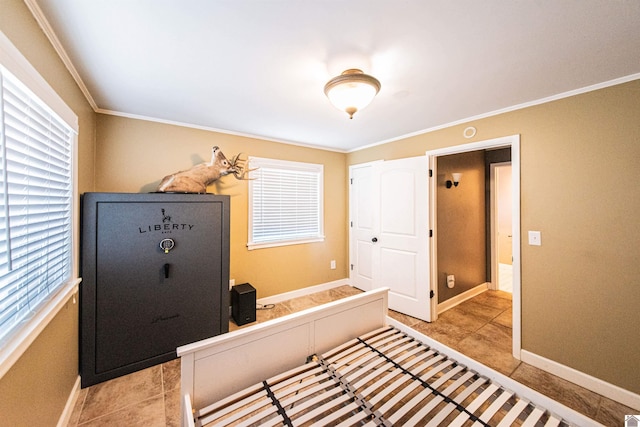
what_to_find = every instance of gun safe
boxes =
[80,192,229,387]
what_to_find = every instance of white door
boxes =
[495,164,513,293]
[348,162,380,292]
[349,157,431,321]
[496,164,513,266]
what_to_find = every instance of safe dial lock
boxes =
[159,238,175,254]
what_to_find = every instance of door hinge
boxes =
[430,290,435,299]
[350,178,353,184]
[429,169,433,177]
[350,264,354,271]
[350,221,353,227]
[429,229,433,237]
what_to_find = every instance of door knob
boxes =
[372,237,378,243]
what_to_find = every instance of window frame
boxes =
[247,156,324,250]
[0,31,80,379]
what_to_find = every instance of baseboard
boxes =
[57,375,81,427]
[437,283,489,314]
[257,279,350,306]
[521,350,640,411]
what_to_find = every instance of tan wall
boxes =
[0,0,97,425]
[437,151,486,302]
[94,114,348,298]
[2,0,639,417]
[348,79,640,394]
[0,300,79,427]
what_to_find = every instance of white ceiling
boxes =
[32,0,640,152]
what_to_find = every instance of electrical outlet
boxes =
[330,260,336,270]
[528,231,541,246]
[229,279,235,290]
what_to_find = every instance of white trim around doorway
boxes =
[427,134,522,359]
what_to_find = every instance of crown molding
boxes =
[351,73,640,153]
[96,108,349,153]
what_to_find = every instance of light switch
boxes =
[528,231,541,246]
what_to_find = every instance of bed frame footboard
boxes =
[178,287,603,427]
[177,287,389,426]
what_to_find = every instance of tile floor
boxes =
[68,286,634,426]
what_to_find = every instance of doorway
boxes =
[428,135,521,359]
[491,163,513,293]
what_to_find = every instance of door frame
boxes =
[427,134,522,359]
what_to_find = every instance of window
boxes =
[0,32,78,376]
[248,157,324,249]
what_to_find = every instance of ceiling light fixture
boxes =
[324,69,381,119]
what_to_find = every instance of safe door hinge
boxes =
[430,290,435,299]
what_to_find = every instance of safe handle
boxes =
[159,238,175,254]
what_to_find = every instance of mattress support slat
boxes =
[262,379,294,427]
[318,355,387,426]
[192,326,581,427]
[496,398,532,427]
[356,335,492,427]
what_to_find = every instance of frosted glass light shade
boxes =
[324,69,381,119]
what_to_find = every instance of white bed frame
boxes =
[178,288,602,427]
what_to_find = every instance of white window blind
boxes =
[248,157,324,249]
[0,66,74,346]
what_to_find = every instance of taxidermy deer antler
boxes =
[156,146,256,193]
[228,152,255,180]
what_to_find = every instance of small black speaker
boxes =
[231,283,256,326]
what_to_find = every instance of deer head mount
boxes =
[156,146,255,193]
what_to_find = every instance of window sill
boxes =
[0,277,82,380]
[247,236,325,250]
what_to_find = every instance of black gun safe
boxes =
[80,192,229,387]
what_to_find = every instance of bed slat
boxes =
[521,406,546,427]
[188,325,596,427]
[496,398,531,427]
